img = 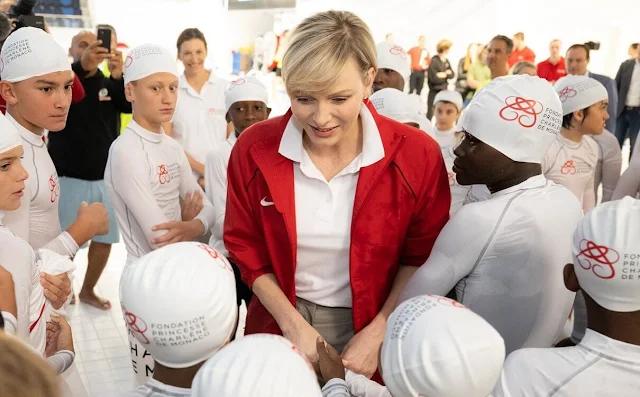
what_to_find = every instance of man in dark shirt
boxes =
[48,26,131,310]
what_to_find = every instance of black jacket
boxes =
[48,61,132,181]
[615,58,639,118]
[428,55,454,91]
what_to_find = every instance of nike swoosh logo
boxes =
[260,197,275,207]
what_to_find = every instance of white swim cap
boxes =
[382,295,505,397]
[0,27,71,83]
[434,90,463,112]
[554,75,608,116]
[119,242,237,368]
[376,42,410,83]
[460,74,563,164]
[0,113,21,154]
[225,76,269,112]
[124,43,178,85]
[572,197,640,312]
[191,334,322,397]
[371,88,421,125]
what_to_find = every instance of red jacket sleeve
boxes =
[400,145,451,266]
[223,138,274,288]
[71,72,85,104]
[0,96,5,115]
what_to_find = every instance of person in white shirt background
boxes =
[120,242,237,396]
[191,334,323,397]
[399,75,583,355]
[0,27,109,304]
[543,75,609,212]
[104,43,215,268]
[166,28,230,189]
[204,75,270,318]
[0,112,77,390]
[319,295,505,397]
[494,197,640,397]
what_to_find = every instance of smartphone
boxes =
[97,28,112,52]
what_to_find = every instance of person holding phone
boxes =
[47,26,132,310]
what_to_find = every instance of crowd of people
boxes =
[0,7,639,397]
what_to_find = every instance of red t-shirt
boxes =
[408,47,430,71]
[537,57,567,83]
[508,46,536,67]
[0,72,85,115]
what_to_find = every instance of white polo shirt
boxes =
[494,329,640,397]
[279,104,385,308]
[205,132,238,257]
[625,59,640,107]
[104,120,215,265]
[172,72,229,174]
[1,114,79,257]
[591,130,622,203]
[542,133,598,212]
[400,175,583,354]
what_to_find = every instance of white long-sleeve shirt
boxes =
[1,114,79,257]
[441,147,491,214]
[612,137,640,200]
[591,130,622,203]
[104,120,215,265]
[123,379,190,397]
[400,175,582,354]
[322,371,392,397]
[542,133,598,212]
[494,330,640,397]
[204,133,237,257]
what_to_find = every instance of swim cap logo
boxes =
[576,239,619,279]
[197,243,233,272]
[124,56,133,68]
[498,96,544,128]
[389,45,407,59]
[229,78,246,89]
[429,295,467,309]
[561,160,577,175]
[158,165,170,184]
[49,174,58,203]
[558,86,577,102]
[122,306,149,344]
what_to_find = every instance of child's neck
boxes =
[152,361,202,389]
[436,123,455,132]
[133,114,163,134]
[7,107,45,136]
[561,127,586,143]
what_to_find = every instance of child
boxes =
[318,295,505,397]
[430,90,463,150]
[121,242,237,396]
[494,198,640,397]
[192,334,322,397]
[543,75,609,213]
[374,42,410,93]
[104,43,215,267]
[204,75,270,315]
[370,88,431,133]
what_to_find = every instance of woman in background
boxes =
[455,43,480,102]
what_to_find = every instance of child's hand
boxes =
[317,336,345,382]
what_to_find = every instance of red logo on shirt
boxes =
[158,165,170,184]
[561,160,577,175]
[49,175,58,203]
[122,306,150,344]
[125,56,133,68]
[389,45,407,59]
[197,243,232,272]
[448,172,456,186]
[558,86,577,102]
[576,239,619,279]
[498,96,543,128]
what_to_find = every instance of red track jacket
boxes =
[224,102,451,339]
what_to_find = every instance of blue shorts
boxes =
[58,177,120,246]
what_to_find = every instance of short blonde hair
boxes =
[436,39,453,54]
[0,333,61,397]
[512,61,537,75]
[282,10,376,96]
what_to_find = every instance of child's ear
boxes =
[225,112,231,124]
[266,107,272,117]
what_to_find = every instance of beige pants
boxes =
[295,297,355,353]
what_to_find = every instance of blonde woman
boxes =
[224,10,451,380]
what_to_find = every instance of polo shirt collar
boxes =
[179,70,219,95]
[278,103,385,167]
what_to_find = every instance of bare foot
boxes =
[78,291,111,310]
